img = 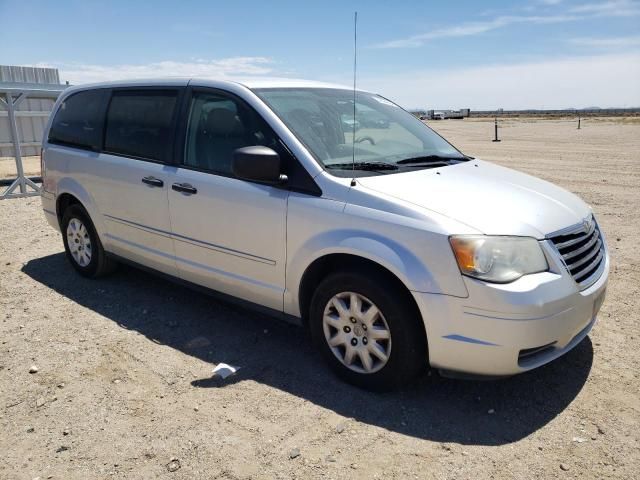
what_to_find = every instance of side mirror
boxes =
[232,146,286,184]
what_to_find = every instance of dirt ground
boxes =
[1,118,639,479]
[0,157,40,181]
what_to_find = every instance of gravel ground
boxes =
[1,118,639,479]
[0,157,40,180]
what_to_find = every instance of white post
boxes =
[4,92,27,193]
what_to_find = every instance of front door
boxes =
[167,89,288,310]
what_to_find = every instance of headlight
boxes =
[449,235,548,283]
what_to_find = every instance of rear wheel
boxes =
[309,270,427,391]
[61,204,116,278]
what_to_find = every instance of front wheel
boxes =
[309,271,427,391]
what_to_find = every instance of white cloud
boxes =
[570,0,640,15]
[373,15,577,48]
[38,57,277,84]
[570,35,640,47]
[34,51,640,112]
[372,1,640,49]
[357,53,640,109]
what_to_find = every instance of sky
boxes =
[1,0,639,109]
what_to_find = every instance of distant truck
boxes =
[426,109,470,120]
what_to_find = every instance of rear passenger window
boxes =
[104,90,178,162]
[48,89,108,150]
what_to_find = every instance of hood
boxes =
[356,160,591,238]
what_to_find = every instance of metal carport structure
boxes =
[0,81,67,199]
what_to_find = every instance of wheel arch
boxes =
[56,192,82,226]
[285,228,450,313]
[297,253,427,349]
[54,178,107,240]
[298,251,430,371]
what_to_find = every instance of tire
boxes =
[309,270,427,391]
[61,204,116,278]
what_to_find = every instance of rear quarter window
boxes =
[104,90,178,162]
[48,89,109,150]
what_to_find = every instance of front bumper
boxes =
[413,242,609,376]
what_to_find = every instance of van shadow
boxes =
[22,253,593,446]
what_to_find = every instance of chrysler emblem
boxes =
[582,217,592,233]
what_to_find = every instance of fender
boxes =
[56,177,108,245]
[283,228,467,317]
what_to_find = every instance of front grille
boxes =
[548,216,605,289]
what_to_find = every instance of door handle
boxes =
[141,176,164,187]
[172,182,197,195]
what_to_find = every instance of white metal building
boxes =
[0,65,65,157]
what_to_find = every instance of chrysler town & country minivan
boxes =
[40,79,608,390]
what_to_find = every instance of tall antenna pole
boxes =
[351,11,358,187]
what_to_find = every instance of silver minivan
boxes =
[41,78,608,390]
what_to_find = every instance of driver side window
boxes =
[184,91,278,176]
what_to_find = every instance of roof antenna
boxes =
[350,11,358,187]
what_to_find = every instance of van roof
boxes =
[63,77,355,93]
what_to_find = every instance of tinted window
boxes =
[104,90,178,161]
[184,92,280,175]
[48,89,108,150]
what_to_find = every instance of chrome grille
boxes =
[548,216,605,289]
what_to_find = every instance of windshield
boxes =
[254,88,467,177]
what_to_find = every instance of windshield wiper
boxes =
[326,161,399,171]
[396,154,467,165]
